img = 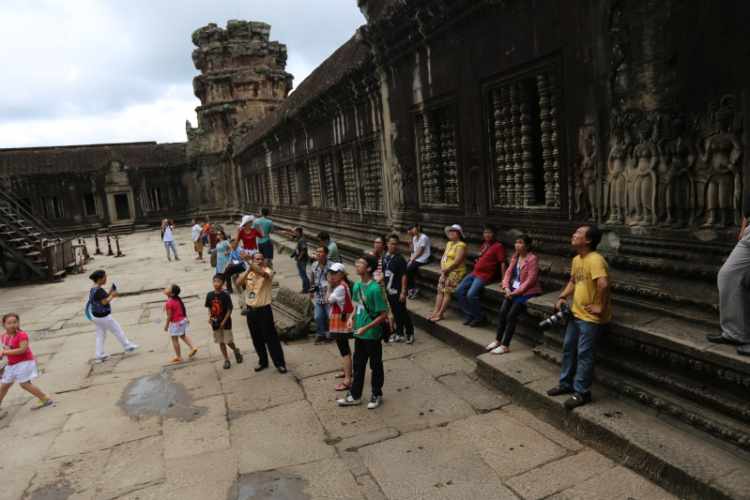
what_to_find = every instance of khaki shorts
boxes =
[212,328,233,344]
[194,240,203,253]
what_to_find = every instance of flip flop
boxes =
[169,357,184,363]
[189,348,198,358]
[334,371,346,379]
[334,382,352,391]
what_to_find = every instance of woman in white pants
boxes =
[89,270,140,363]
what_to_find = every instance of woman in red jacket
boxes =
[486,234,543,354]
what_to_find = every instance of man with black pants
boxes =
[382,234,414,344]
[236,252,287,373]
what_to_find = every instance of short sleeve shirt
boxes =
[2,331,34,365]
[205,291,233,330]
[571,251,612,324]
[245,268,273,308]
[256,218,274,244]
[411,234,431,263]
[382,252,407,296]
[472,241,506,283]
[442,241,467,273]
[327,241,342,263]
[192,224,202,242]
[310,260,333,304]
[238,228,261,251]
[166,298,186,323]
[352,280,388,340]
[295,235,309,262]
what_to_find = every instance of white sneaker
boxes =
[95,354,111,363]
[367,394,383,409]
[337,394,362,406]
[405,334,414,345]
[124,344,141,353]
[390,335,404,343]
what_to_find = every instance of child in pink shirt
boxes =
[0,313,53,411]
[164,285,197,362]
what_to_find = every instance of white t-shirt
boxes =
[327,283,347,313]
[411,234,431,263]
[191,224,202,242]
[162,226,174,242]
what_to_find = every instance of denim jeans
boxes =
[164,241,179,260]
[559,318,606,397]
[314,303,329,340]
[406,261,425,291]
[455,274,488,321]
[296,259,310,291]
[495,298,526,346]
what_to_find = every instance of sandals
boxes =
[485,341,500,351]
[490,345,510,355]
[169,357,184,363]
[334,371,346,379]
[188,348,198,358]
[334,382,352,391]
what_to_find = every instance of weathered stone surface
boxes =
[546,465,678,500]
[162,395,229,460]
[98,436,165,499]
[438,372,509,412]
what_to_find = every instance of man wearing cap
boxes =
[455,224,507,327]
[191,219,203,260]
[236,252,287,373]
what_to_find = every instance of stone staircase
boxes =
[0,191,79,284]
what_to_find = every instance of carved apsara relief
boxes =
[596,95,744,229]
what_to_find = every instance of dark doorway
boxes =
[114,194,130,220]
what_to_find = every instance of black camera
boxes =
[210,318,222,331]
[539,303,572,330]
[309,285,320,294]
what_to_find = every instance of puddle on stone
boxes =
[118,371,206,421]
[229,472,309,500]
[26,482,75,500]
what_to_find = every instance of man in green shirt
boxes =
[317,231,342,264]
[256,207,275,267]
[337,254,388,409]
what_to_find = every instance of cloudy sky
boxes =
[0,0,365,149]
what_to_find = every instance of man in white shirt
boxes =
[406,224,430,299]
[191,219,204,260]
[161,219,180,262]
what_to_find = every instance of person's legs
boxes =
[180,334,195,351]
[500,301,527,347]
[495,298,513,342]
[558,320,580,391]
[18,380,49,401]
[336,339,352,385]
[455,274,475,320]
[247,309,269,366]
[0,382,13,406]
[718,242,750,342]
[434,292,453,319]
[103,315,136,350]
[171,336,182,358]
[259,306,285,367]
[296,260,310,291]
[429,290,444,318]
[572,321,606,397]
[169,241,179,260]
[314,303,328,341]
[464,276,488,322]
[164,242,172,261]
[219,342,229,361]
[92,317,108,358]
[349,338,368,400]
[367,338,384,397]
[406,261,424,292]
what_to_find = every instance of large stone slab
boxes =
[546,465,677,500]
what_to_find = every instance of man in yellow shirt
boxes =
[547,226,611,408]
[236,252,287,373]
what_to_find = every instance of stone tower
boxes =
[189,21,293,153]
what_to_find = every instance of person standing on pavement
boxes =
[256,207,275,268]
[337,254,388,409]
[279,227,310,292]
[191,219,203,260]
[547,226,611,409]
[382,234,415,344]
[326,263,354,391]
[236,253,288,373]
[88,270,141,363]
[708,195,750,356]
[310,246,333,345]
[205,273,242,369]
[317,231,342,263]
[161,219,180,262]
[406,224,430,299]
[455,224,506,327]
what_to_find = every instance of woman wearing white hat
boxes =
[427,224,468,322]
[234,215,265,253]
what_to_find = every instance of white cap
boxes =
[444,224,465,238]
[238,215,255,227]
[330,263,346,273]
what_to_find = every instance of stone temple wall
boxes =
[230,0,750,325]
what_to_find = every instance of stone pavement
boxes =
[0,228,676,500]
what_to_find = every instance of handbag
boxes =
[356,283,392,343]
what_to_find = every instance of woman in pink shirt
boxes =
[164,284,197,362]
[0,313,53,411]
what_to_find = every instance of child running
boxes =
[0,313,53,411]
[164,284,198,362]
[205,273,242,369]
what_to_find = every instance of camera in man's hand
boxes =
[210,318,222,331]
[309,285,319,294]
[539,303,572,330]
